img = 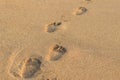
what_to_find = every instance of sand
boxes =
[0,0,120,80]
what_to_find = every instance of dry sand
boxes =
[0,0,120,80]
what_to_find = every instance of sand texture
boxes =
[0,0,120,80]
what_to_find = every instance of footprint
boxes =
[84,0,91,1]
[45,22,62,33]
[8,49,42,79]
[19,57,42,78]
[73,7,87,15]
[46,44,66,61]
[9,57,42,79]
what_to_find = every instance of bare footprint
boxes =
[8,49,42,79]
[45,22,62,33]
[46,44,66,61]
[73,7,87,15]
[19,57,41,78]
[84,0,91,1]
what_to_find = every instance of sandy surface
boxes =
[0,0,120,80]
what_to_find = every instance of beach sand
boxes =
[0,0,120,80]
